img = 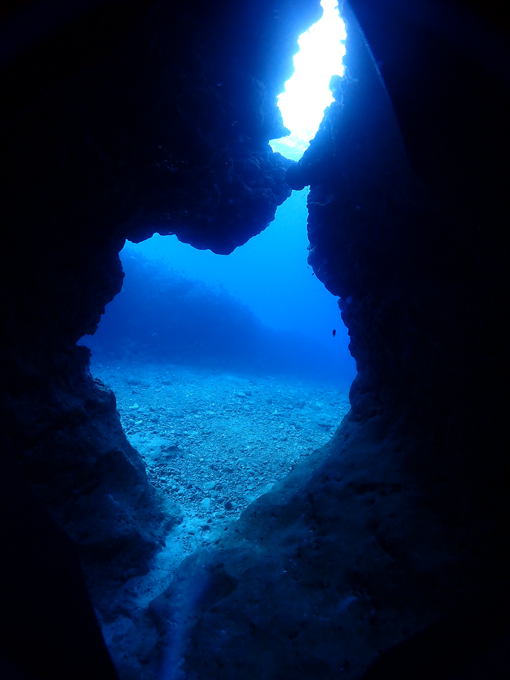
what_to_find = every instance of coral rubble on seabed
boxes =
[88,358,349,674]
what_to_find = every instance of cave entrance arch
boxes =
[83,183,355,510]
[81,190,354,596]
[77,0,354,671]
[81,0,354,528]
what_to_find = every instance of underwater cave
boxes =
[1,1,509,679]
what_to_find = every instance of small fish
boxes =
[332,329,336,337]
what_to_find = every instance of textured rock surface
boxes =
[1,0,318,348]
[144,3,510,678]
[0,1,321,677]
[84,359,349,676]
[0,1,315,558]
[148,412,488,679]
[287,0,510,526]
[0,343,167,619]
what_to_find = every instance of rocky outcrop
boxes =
[143,2,510,678]
[0,1,318,553]
[1,0,320,348]
[0,341,170,621]
[286,0,510,527]
[1,446,120,680]
[147,409,505,679]
[0,1,322,677]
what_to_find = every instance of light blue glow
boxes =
[270,0,346,160]
[126,190,347,349]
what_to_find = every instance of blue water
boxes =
[81,188,356,387]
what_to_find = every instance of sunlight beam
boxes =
[270,0,346,160]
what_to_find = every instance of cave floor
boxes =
[83,358,496,680]
[88,357,350,669]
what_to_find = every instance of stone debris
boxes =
[90,359,350,557]
[89,359,350,666]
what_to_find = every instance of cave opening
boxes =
[80,185,355,566]
[80,0,352,530]
[270,0,346,160]
[76,0,354,667]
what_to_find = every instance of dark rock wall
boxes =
[143,6,510,666]
[1,0,319,347]
[1,0,317,550]
[148,412,504,680]
[1,442,120,680]
[144,3,510,678]
[0,1,321,677]
[289,0,510,512]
